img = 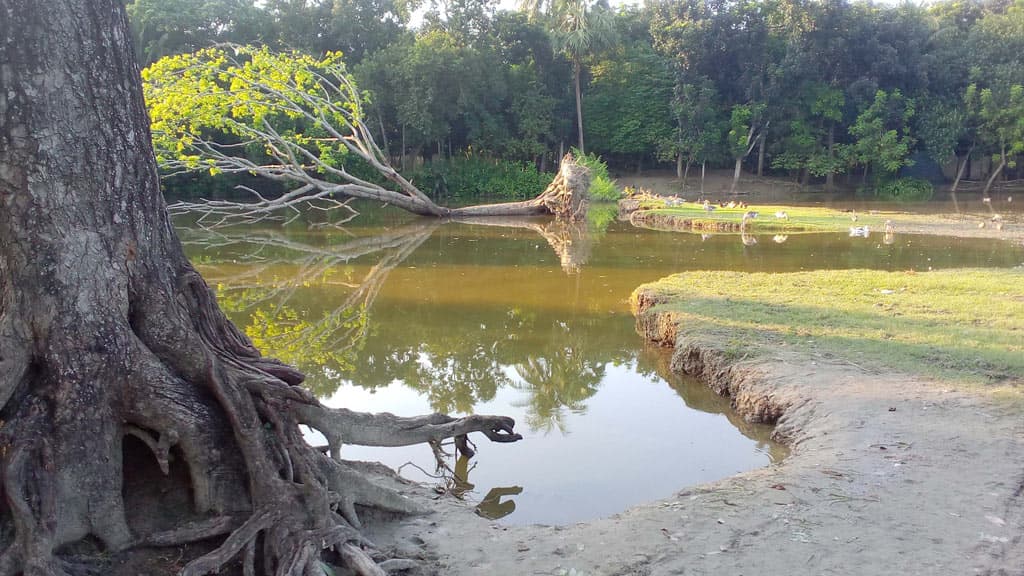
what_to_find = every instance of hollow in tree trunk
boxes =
[0,2,521,575]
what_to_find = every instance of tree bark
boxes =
[756,133,766,177]
[730,125,758,194]
[730,157,744,194]
[400,124,406,171]
[0,2,521,574]
[450,154,590,221]
[982,149,1007,198]
[574,59,585,155]
[951,144,974,194]
[825,123,836,192]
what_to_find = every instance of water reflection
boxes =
[181,207,1022,524]
[475,486,524,520]
[182,221,439,394]
[456,217,593,274]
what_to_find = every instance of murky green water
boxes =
[180,206,1024,525]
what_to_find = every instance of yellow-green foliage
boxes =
[634,268,1024,385]
[142,46,361,173]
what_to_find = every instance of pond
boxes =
[180,206,1024,525]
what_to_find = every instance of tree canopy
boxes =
[130,0,1024,191]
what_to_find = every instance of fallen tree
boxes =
[0,2,521,575]
[143,46,590,225]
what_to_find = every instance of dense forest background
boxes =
[127,0,1024,198]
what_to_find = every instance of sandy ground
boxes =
[375,339,1023,576]
[360,173,1024,576]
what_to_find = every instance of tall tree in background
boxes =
[555,0,615,154]
[668,77,724,188]
[965,1,1024,195]
[0,2,522,575]
[126,0,267,64]
[965,83,1024,196]
[847,89,917,183]
[585,41,674,173]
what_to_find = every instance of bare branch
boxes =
[146,47,590,226]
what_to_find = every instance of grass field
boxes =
[632,268,1024,385]
[630,200,894,233]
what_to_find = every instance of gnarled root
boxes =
[0,280,522,576]
[293,405,522,461]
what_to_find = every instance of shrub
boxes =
[407,157,553,202]
[571,149,621,202]
[875,177,934,202]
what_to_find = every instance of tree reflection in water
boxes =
[182,209,787,523]
[184,214,621,429]
[183,208,784,462]
[181,220,439,396]
[512,331,605,434]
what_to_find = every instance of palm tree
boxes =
[554,0,615,154]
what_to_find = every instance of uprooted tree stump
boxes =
[0,2,521,575]
[447,154,591,221]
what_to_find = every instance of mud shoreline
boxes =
[369,222,1024,575]
[377,293,1022,575]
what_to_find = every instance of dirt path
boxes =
[372,314,1024,576]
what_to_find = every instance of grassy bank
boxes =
[628,201,892,233]
[631,268,1024,385]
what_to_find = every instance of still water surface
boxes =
[181,207,1024,525]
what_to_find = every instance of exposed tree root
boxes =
[294,406,522,462]
[0,3,526,574]
[137,517,237,548]
[339,543,386,576]
[0,262,523,576]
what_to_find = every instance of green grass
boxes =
[636,202,890,233]
[632,268,1024,386]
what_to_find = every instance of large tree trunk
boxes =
[756,133,766,177]
[982,150,1007,198]
[574,59,585,155]
[951,146,973,194]
[0,2,520,575]
[730,157,744,194]
[450,154,590,220]
[825,123,836,192]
